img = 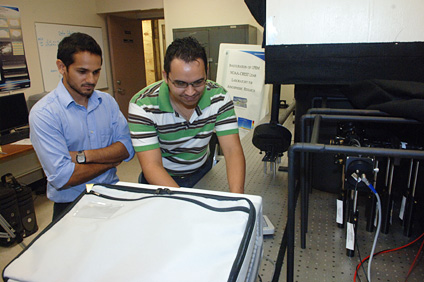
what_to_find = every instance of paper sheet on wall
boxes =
[216,45,268,139]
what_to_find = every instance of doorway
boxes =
[106,10,165,118]
[142,19,165,85]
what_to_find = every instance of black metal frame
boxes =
[284,109,424,282]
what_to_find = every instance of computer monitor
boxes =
[0,93,29,135]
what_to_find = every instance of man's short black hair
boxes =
[57,32,102,68]
[164,37,207,75]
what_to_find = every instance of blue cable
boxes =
[360,175,381,282]
[367,183,378,195]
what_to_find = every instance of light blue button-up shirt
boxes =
[29,80,134,203]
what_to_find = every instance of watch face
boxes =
[77,152,85,163]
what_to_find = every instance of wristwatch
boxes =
[76,150,86,164]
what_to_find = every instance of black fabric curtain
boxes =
[342,80,424,123]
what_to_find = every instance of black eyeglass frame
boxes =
[167,76,207,89]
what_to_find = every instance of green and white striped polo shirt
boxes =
[128,80,239,176]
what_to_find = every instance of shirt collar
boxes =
[157,80,211,113]
[197,82,211,110]
[158,81,174,112]
[57,79,101,110]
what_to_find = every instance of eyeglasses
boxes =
[168,76,206,88]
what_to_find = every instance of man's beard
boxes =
[69,82,95,98]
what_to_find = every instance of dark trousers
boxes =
[139,160,212,188]
[53,202,72,221]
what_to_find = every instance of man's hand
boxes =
[136,149,180,188]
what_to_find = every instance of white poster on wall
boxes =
[216,44,269,139]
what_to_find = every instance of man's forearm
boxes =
[223,143,246,193]
[70,142,129,164]
[136,150,180,188]
[218,134,246,194]
[143,168,180,188]
[63,162,118,188]
[226,155,245,194]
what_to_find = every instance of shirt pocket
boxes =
[99,127,113,146]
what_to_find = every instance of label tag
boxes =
[336,199,343,224]
[346,222,355,250]
[399,196,406,220]
[390,200,394,225]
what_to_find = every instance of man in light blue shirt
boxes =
[30,33,134,220]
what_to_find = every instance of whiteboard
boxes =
[266,0,424,45]
[35,23,108,92]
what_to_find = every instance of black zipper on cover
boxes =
[88,189,251,214]
[3,184,255,282]
[92,183,257,281]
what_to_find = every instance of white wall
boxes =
[163,0,263,47]
[1,0,112,98]
[95,0,163,14]
[267,0,424,45]
[97,0,265,47]
[161,0,291,106]
[3,0,294,103]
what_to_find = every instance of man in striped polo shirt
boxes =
[128,37,245,193]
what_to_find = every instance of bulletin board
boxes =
[35,22,108,92]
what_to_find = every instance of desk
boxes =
[0,144,44,185]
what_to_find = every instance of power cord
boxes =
[257,274,263,282]
[354,231,424,281]
[258,254,276,281]
[360,174,382,282]
[352,165,424,281]
[405,235,424,281]
[351,172,382,282]
[352,174,369,282]
[355,236,368,282]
